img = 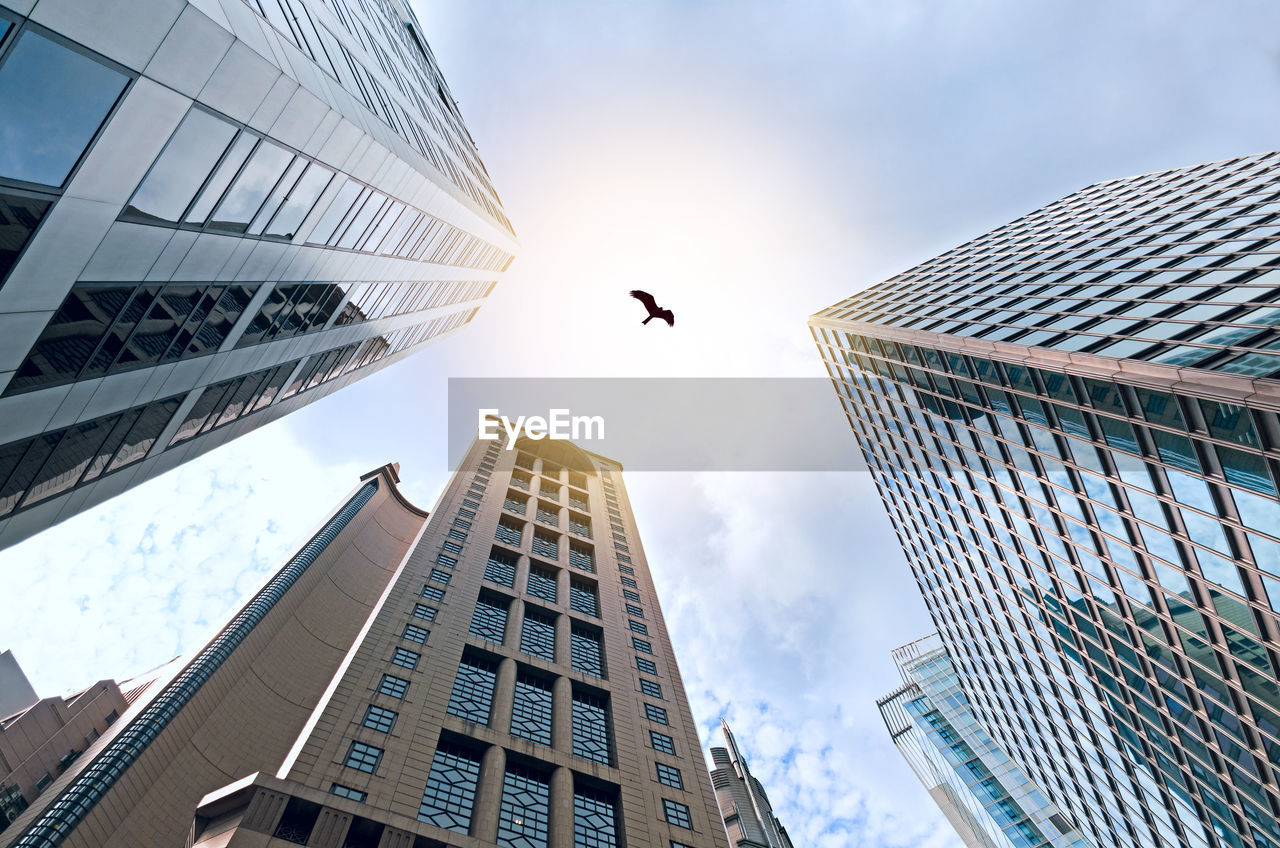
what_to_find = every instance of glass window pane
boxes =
[116,285,203,369]
[106,398,178,471]
[207,140,294,233]
[262,161,333,239]
[0,190,53,282]
[306,176,360,244]
[0,31,128,186]
[246,155,306,235]
[21,416,116,506]
[0,432,59,516]
[183,132,255,225]
[83,286,159,376]
[6,285,132,394]
[125,109,238,223]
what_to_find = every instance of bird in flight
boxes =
[629,290,674,327]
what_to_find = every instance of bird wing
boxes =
[659,309,674,327]
[630,290,659,312]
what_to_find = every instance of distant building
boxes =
[709,720,793,848]
[878,635,1091,848]
[0,654,131,832]
[0,0,515,550]
[6,439,728,848]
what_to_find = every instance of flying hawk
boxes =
[629,290,674,327]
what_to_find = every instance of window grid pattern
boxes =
[486,549,517,587]
[510,676,553,746]
[470,597,508,643]
[520,610,557,662]
[636,657,657,675]
[571,694,611,765]
[497,769,550,848]
[412,603,437,621]
[419,746,481,833]
[403,624,429,643]
[532,530,559,560]
[527,564,558,603]
[571,626,605,678]
[640,679,663,698]
[573,791,618,848]
[363,704,397,733]
[378,674,408,699]
[570,580,599,617]
[344,741,382,773]
[650,730,675,755]
[656,763,684,789]
[644,703,669,725]
[391,647,419,670]
[569,545,595,572]
[446,659,497,725]
[662,799,692,830]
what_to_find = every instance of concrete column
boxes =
[549,766,574,848]
[555,613,572,666]
[556,564,570,608]
[492,657,517,734]
[472,744,506,842]
[553,676,573,755]
[514,552,531,596]
[506,598,525,652]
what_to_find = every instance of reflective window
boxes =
[0,30,128,186]
[510,674,553,746]
[519,608,556,661]
[527,563,558,603]
[446,656,497,725]
[124,108,238,223]
[419,745,480,832]
[207,138,294,233]
[0,189,52,281]
[573,790,617,848]
[569,579,599,617]
[262,161,333,239]
[183,132,255,225]
[570,625,604,678]
[571,692,611,765]
[470,595,508,642]
[498,767,550,848]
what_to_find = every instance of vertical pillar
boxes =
[472,744,506,841]
[550,765,575,848]
[555,613,572,666]
[514,553,531,597]
[492,657,517,736]
[506,598,525,653]
[553,676,573,755]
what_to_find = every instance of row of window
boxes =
[496,514,596,566]
[485,547,601,616]
[122,104,511,272]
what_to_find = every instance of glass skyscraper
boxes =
[0,0,515,549]
[879,634,1091,848]
[813,150,1280,848]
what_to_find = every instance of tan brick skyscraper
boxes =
[5,436,728,848]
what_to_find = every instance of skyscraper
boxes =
[708,720,792,848]
[0,0,515,549]
[878,634,1090,848]
[5,436,727,848]
[813,150,1280,848]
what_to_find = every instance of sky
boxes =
[6,2,1280,847]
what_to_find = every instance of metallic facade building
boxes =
[709,720,792,848]
[878,635,1092,848]
[0,0,515,549]
[5,439,727,848]
[813,151,1280,848]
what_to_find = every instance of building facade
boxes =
[5,437,726,848]
[879,635,1091,848]
[0,0,515,549]
[708,720,792,848]
[813,150,1280,848]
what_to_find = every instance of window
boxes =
[498,767,550,848]
[645,704,669,725]
[625,604,644,618]
[392,647,420,670]
[640,679,663,698]
[650,730,676,755]
[618,564,634,575]
[429,569,451,584]
[34,772,53,791]
[662,799,692,830]
[0,30,129,187]
[448,528,467,541]
[570,579,599,617]
[412,603,437,621]
[629,620,648,635]
[330,783,367,802]
[422,584,445,601]
[532,529,559,559]
[505,492,528,514]
[402,623,428,643]
[572,692,612,765]
[363,705,397,733]
[632,637,652,654]
[470,595,509,642]
[569,543,594,572]
[574,789,618,848]
[0,189,52,282]
[510,674,553,746]
[616,553,631,564]
[207,137,295,233]
[571,625,605,678]
[447,657,498,725]
[437,553,458,568]
[496,517,523,546]
[536,500,559,526]
[620,576,637,588]
[463,497,481,509]
[656,763,683,789]
[486,548,517,587]
[527,563,558,603]
[344,741,382,773]
[623,589,641,602]
[520,609,557,661]
[419,744,481,832]
[636,656,657,675]
[377,674,409,699]
[569,513,591,537]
